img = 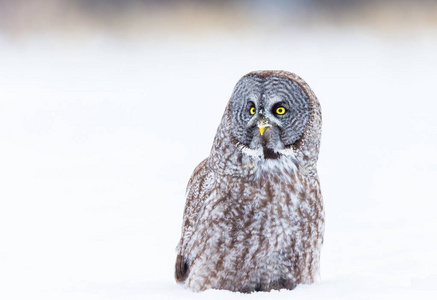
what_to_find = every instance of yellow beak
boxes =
[258,121,271,136]
[259,126,267,135]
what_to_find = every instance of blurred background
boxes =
[1,0,437,36]
[1,1,436,299]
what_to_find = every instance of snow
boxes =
[0,28,436,299]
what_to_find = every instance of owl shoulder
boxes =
[186,158,208,192]
[184,158,215,212]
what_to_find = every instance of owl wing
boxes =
[175,158,213,283]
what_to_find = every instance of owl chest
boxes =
[205,176,315,254]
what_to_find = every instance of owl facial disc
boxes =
[229,72,310,160]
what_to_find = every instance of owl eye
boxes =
[249,106,256,115]
[275,106,286,115]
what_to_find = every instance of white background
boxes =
[1,27,437,299]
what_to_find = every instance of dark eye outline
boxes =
[272,103,287,115]
[248,103,256,115]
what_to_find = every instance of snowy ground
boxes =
[1,28,437,299]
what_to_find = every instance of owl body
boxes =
[176,71,324,293]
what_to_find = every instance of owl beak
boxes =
[258,119,272,136]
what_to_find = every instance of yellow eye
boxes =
[276,107,286,115]
[249,107,256,115]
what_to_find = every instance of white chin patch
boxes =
[276,147,297,157]
[239,145,263,158]
[237,143,297,159]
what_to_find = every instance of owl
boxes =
[175,70,324,293]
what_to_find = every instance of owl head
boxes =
[209,71,321,176]
[228,71,313,160]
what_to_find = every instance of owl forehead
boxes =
[233,75,300,108]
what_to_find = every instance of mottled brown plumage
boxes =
[175,71,324,293]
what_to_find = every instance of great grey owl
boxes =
[175,70,324,293]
